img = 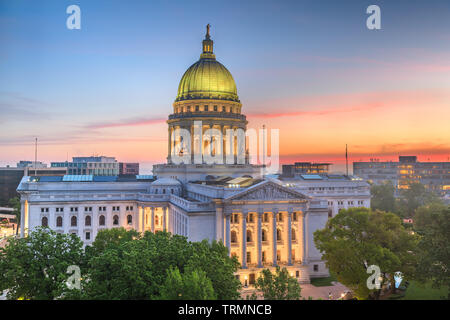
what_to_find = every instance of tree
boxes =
[397,183,440,218]
[81,229,194,299]
[0,227,85,300]
[314,208,417,299]
[370,182,396,213]
[254,267,301,300]
[80,229,239,300]
[414,203,450,299]
[159,267,216,300]
[7,197,21,235]
[185,240,241,300]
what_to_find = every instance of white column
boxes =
[151,207,155,232]
[241,211,248,269]
[215,206,223,241]
[302,211,307,265]
[225,213,231,256]
[257,209,263,268]
[20,200,25,237]
[272,209,278,266]
[163,207,167,231]
[287,209,293,265]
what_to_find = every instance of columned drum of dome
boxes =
[168,26,248,165]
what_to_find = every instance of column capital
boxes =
[287,208,294,215]
[241,210,249,217]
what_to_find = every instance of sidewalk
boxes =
[241,281,350,300]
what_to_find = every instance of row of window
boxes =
[175,105,239,113]
[231,212,299,224]
[231,228,297,243]
[42,214,133,228]
[41,206,134,214]
[231,249,298,264]
[332,200,365,206]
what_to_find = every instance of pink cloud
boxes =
[85,116,166,129]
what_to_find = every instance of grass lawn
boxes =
[401,281,448,300]
[310,274,338,287]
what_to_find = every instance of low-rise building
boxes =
[353,156,450,195]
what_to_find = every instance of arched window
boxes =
[231,230,237,243]
[71,216,77,227]
[262,229,267,242]
[99,215,105,226]
[85,215,91,226]
[113,215,119,225]
[276,228,282,241]
[41,216,48,227]
[127,214,132,225]
[56,216,63,227]
[246,230,252,242]
[291,229,296,241]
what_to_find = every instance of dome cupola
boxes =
[175,24,239,102]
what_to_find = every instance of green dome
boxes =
[175,27,239,102]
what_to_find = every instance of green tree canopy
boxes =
[79,229,240,300]
[314,208,417,299]
[185,240,241,300]
[254,267,301,300]
[398,183,440,218]
[159,267,216,300]
[414,203,450,299]
[370,182,396,213]
[0,227,85,300]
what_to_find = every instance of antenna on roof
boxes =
[345,144,348,176]
[34,137,38,176]
[262,124,266,177]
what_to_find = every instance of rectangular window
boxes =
[204,105,208,111]
[247,252,251,263]
[86,232,91,240]
[314,264,319,272]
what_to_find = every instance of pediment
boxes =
[226,181,308,201]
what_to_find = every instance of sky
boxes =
[1,0,449,174]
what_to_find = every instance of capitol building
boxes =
[17,27,370,286]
